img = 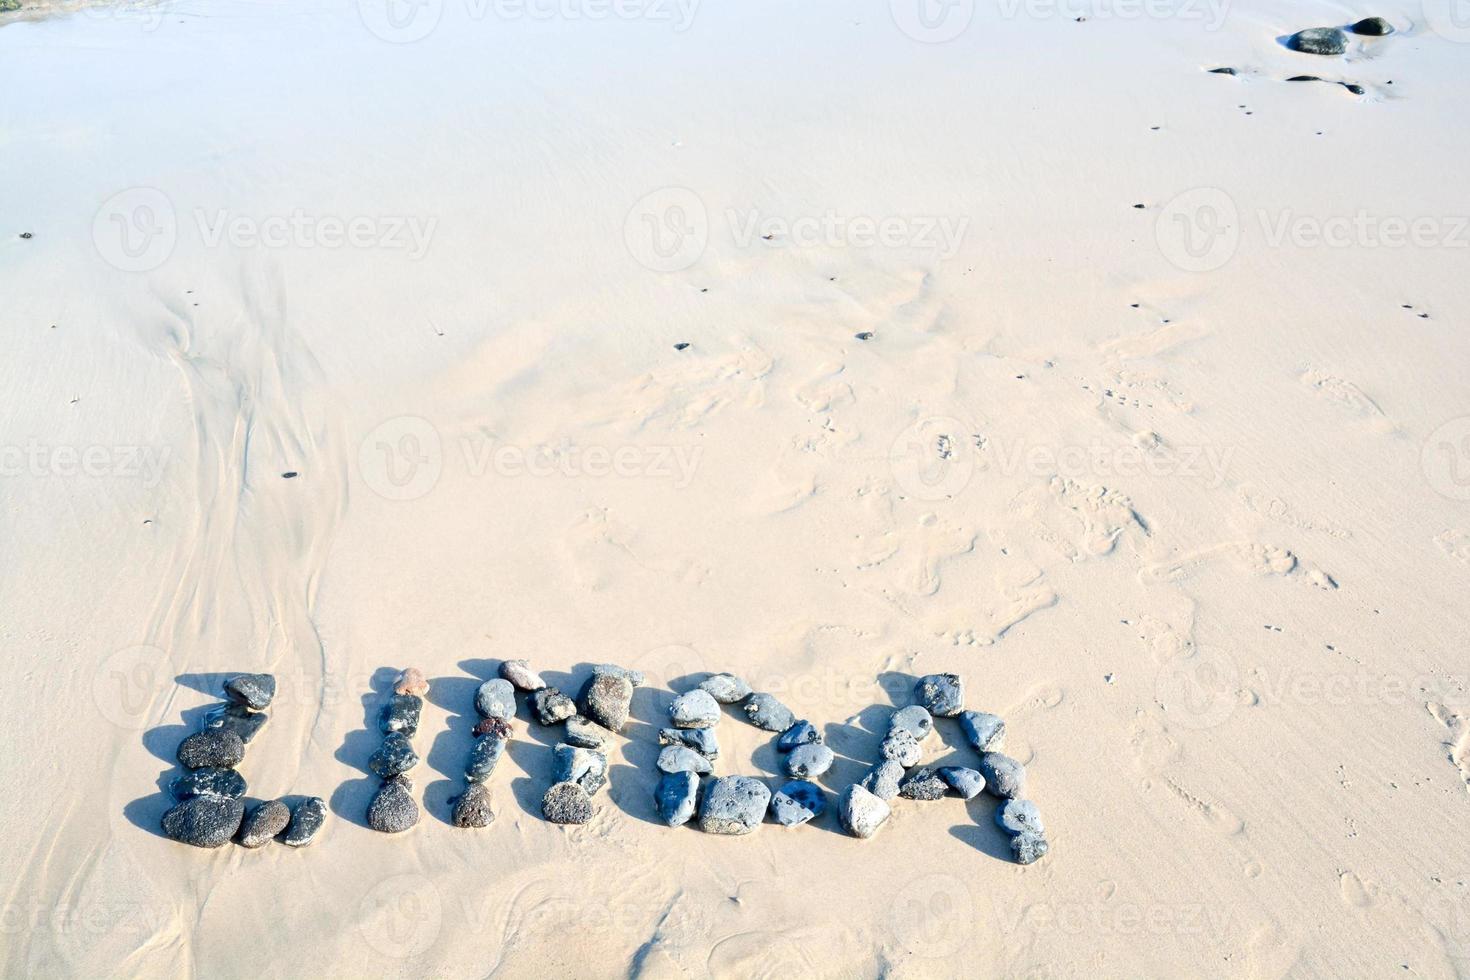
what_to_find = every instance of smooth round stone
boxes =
[565,715,612,750]
[1286,26,1347,54]
[669,689,720,729]
[915,674,964,717]
[500,659,546,692]
[552,743,608,794]
[466,733,507,783]
[699,776,771,835]
[369,731,419,778]
[281,797,326,847]
[592,663,644,687]
[978,753,1026,799]
[658,727,719,760]
[380,693,423,737]
[474,679,516,720]
[839,784,891,839]
[889,705,934,741]
[859,759,905,801]
[959,711,1005,753]
[542,781,593,824]
[776,720,820,751]
[170,767,246,802]
[879,729,921,768]
[898,767,947,801]
[742,693,795,732]
[658,745,713,775]
[996,799,1044,836]
[177,729,244,769]
[1012,831,1050,865]
[937,766,985,800]
[204,702,268,744]
[532,687,576,726]
[161,795,245,848]
[223,673,276,710]
[582,673,634,733]
[769,781,825,827]
[656,770,701,827]
[1350,16,1392,35]
[473,716,512,739]
[394,667,429,697]
[367,776,419,833]
[237,800,290,847]
[452,783,495,828]
[785,743,834,778]
[698,672,752,704]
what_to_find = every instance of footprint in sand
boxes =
[1339,871,1379,908]
[1428,702,1470,792]
[856,513,975,597]
[1019,477,1147,560]
[1299,367,1390,427]
[1142,540,1337,590]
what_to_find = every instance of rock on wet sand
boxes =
[742,693,795,732]
[978,752,1026,799]
[566,715,613,750]
[785,743,834,778]
[380,694,423,737]
[281,797,326,847]
[669,689,720,729]
[452,783,495,828]
[915,674,964,717]
[1011,831,1050,865]
[1286,26,1347,54]
[888,705,933,741]
[839,784,891,839]
[860,759,905,801]
[552,743,609,794]
[542,781,594,824]
[658,727,719,759]
[162,795,245,848]
[223,673,276,710]
[582,673,633,732]
[369,731,419,778]
[959,711,1005,753]
[500,659,546,692]
[776,720,820,751]
[367,776,419,833]
[658,744,713,775]
[698,672,752,704]
[177,729,245,770]
[937,766,985,800]
[769,780,825,827]
[996,799,1044,836]
[898,767,948,801]
[204,702,268,744]
[699,776,770,835]
[394,667,429,697]
[474,679,516,720]
[532,687,576,726]
[237,800,290,847]
[656,770,700,827]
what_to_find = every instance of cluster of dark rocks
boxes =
[161,673,325,849]
[536,662,637,824]
[450,669,519,828]
[366,668,427,833]
[1285,18,1392,55]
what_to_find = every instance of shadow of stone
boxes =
[174,672,233,698]
[328,666,397,829]
[951,792,1013,862]
[423,671,480,826]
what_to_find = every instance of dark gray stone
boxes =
[1350,16,1392,35]
[281,797,326,847]
[978,752,1026,799]
[466,733,508,783]
[658,727,719,760]
[839,784,890,839]
[699,776,770,835]
[452,783,494,828]
[996,799,1044,836]
[889,705,934,741]
[170,767,246,802]
[669,689,720,729]
[785,743,834,778]
[1286,26,1347,54]
[698,672,752,704]
[656,770,700,827]
[203,702,268,744]
[367,775,419,833]
[899,767,948,801]
[566,715,613,750]
[177,729,244,769]
[915,674,964,717]
[742,693,795,732]
[658,745,713,775]
[223,673,275,710]
[1012,831,1049,865]
[532,687,576,726]
[500,659,546,691]
[369,731,419,778]
[937,766,985,800]
[776,720,820,751]
[859,759,905,801]
[162,795,245,848]
[769,780,824,827]
[879,729,921,768]
[380,693,423,737]
[552,743,608,794]
[959,711,1005,753]
[474,679,516,720]
[582,673,633,733]
[237,799,290,847]
[542,781,593,824]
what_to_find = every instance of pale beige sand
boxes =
[2,0,1469,976]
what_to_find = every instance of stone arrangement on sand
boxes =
[366,668,426,833]
[537,662,631,824]
[451,672,517,828]
[161,673,325,848]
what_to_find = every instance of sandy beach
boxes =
[2,0,1469,976]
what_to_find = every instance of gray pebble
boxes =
[776,720,820,751]
[859,759,905,801]
[658,727,719,760]
[281,797,326,847]
[742,693,795,732]
[769,780,824,827]
[669,689,720,729]
[237,799,290,847]
[978,752,1026,799]
[380,693,423,737]
[500,659,546,691]
[203,702,268,744]
[915,673,964,717]
[1286,26,1347,54]
[223,673,276,710]
[699,672,752,703]
[959,711,1005,753]
[698,776,771,835]
[552,743,608,794]
[369,731,419,778]
[532,687,576,726]
[161,794,245,848]
[879,729,922,768]
[474,679,516,720]
[542,781,593,824]
[565,715,613,750]
[582,673,634,733]
[592,663,644,687]
[367,775,419,833]
[1350,16,1392,35]
[785,743,834,778]
[898,767,948,801]
[452,783,495,828]
[937,766,985,800]
[889,705,934,741]
[177,729,244,769]
[466,732,508,783]
[658,744,713,775]
[1011,831,1050,865]
[170,766,246,802]
[996,799,1044,836]
[839,784,891,839]
[656,771,700,827]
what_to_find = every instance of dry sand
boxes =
[2,0,1469,976]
